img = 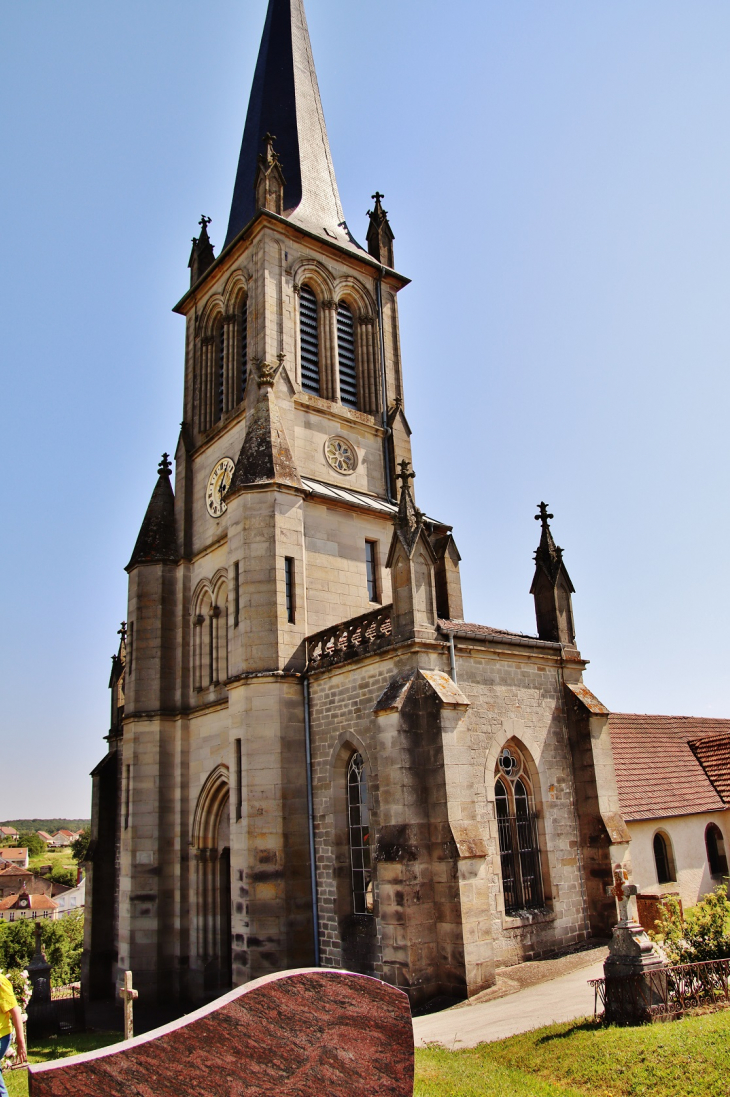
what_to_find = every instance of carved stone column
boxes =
[357,316,377,414]
[322,300,339,401]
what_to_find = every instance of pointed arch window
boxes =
[494,746,543,914]
[337,302,358,408]
[299,285,320,395]
[347,753,373,915]
[239,297,248,401]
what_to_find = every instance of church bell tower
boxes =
[103,0,416,1004]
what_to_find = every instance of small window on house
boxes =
[216,323,225,421]
[365,541,379,602]
[337,302,358,408]
[653,831,675,884]
[285,557,295,624]
[494,745,544,915]
[299,286,320,395]
[706,823,728,877]
[347,753,373,915]
[240,298,248,401]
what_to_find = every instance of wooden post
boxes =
[119,970,138,1041]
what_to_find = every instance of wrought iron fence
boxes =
[590,957,730,1020]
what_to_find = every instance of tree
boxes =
[14,831,45,857]
[71,826,91,864]
[0,912,84,986]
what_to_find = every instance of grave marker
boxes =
[28,968,413,1097]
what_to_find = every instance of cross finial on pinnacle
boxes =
[372,191,385,203]
[199,215,212,229]
[158,453,172,476]
[397,459,416,495]
[118,621,127,641]
[535,501,553,528]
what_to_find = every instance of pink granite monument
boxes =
[28,969,413,1097]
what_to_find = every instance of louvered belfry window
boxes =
[217,324,225,421]
[494,746,544,915]
[299,286,320,395]
[240,298,248,401]
[337,302,358,408]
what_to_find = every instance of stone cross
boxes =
[607,863,637,923]
[119,971,138,1041]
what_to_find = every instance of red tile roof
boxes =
[689,734,730,802]
[609,714,730,821]
[0,892,57,911]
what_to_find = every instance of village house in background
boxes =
[609,714,730,927]
[0,865,71,901]
[0,888,58,922]
[55,877,86,918]
[0,848,29,869]
[0,827,18,840]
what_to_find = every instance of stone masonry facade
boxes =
[82,0,631,1011]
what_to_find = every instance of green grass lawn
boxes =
[27,849,75,874]
[4,1033,120,1097]
[415,1008,730,1097]
[4,1010,729,1096]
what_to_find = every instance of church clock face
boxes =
[206,458,235,518]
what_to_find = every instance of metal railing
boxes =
[590,957,730,1020]
[307,605,393,672]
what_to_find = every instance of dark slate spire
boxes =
[530,503,576,645]
[227,362,302,495]
[367,192,395,268]
[188,216,216,287]
[126,455,179,572]
[225,0,362,252]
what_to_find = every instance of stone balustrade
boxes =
[307,605,393,671]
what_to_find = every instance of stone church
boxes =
[83,0,631,1008]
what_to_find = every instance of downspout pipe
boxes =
[376,271,393,502]
[303,675,320,966]
[446,630,457,684]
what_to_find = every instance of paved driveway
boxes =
[413,959,604,1049]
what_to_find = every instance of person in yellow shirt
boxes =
[0,973,27,1096]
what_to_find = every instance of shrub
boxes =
[0,911,84,987]
[13,831,46,857]
[1,968,32,1010]
[652,885,730,964]
[71,827,90,864]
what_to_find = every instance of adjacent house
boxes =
[0,867,70,901]
[54,877,85,918]
[37,831,55,846]
[0,889,58,922]
[0,828,18,840]
[609,714,730,922]
[0,848,29,869]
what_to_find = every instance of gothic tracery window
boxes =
[347,753,373,915]
[494,746,544,914]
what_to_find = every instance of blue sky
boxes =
[2,0,729,817]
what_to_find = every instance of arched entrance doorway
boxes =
[192,765,232,998]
